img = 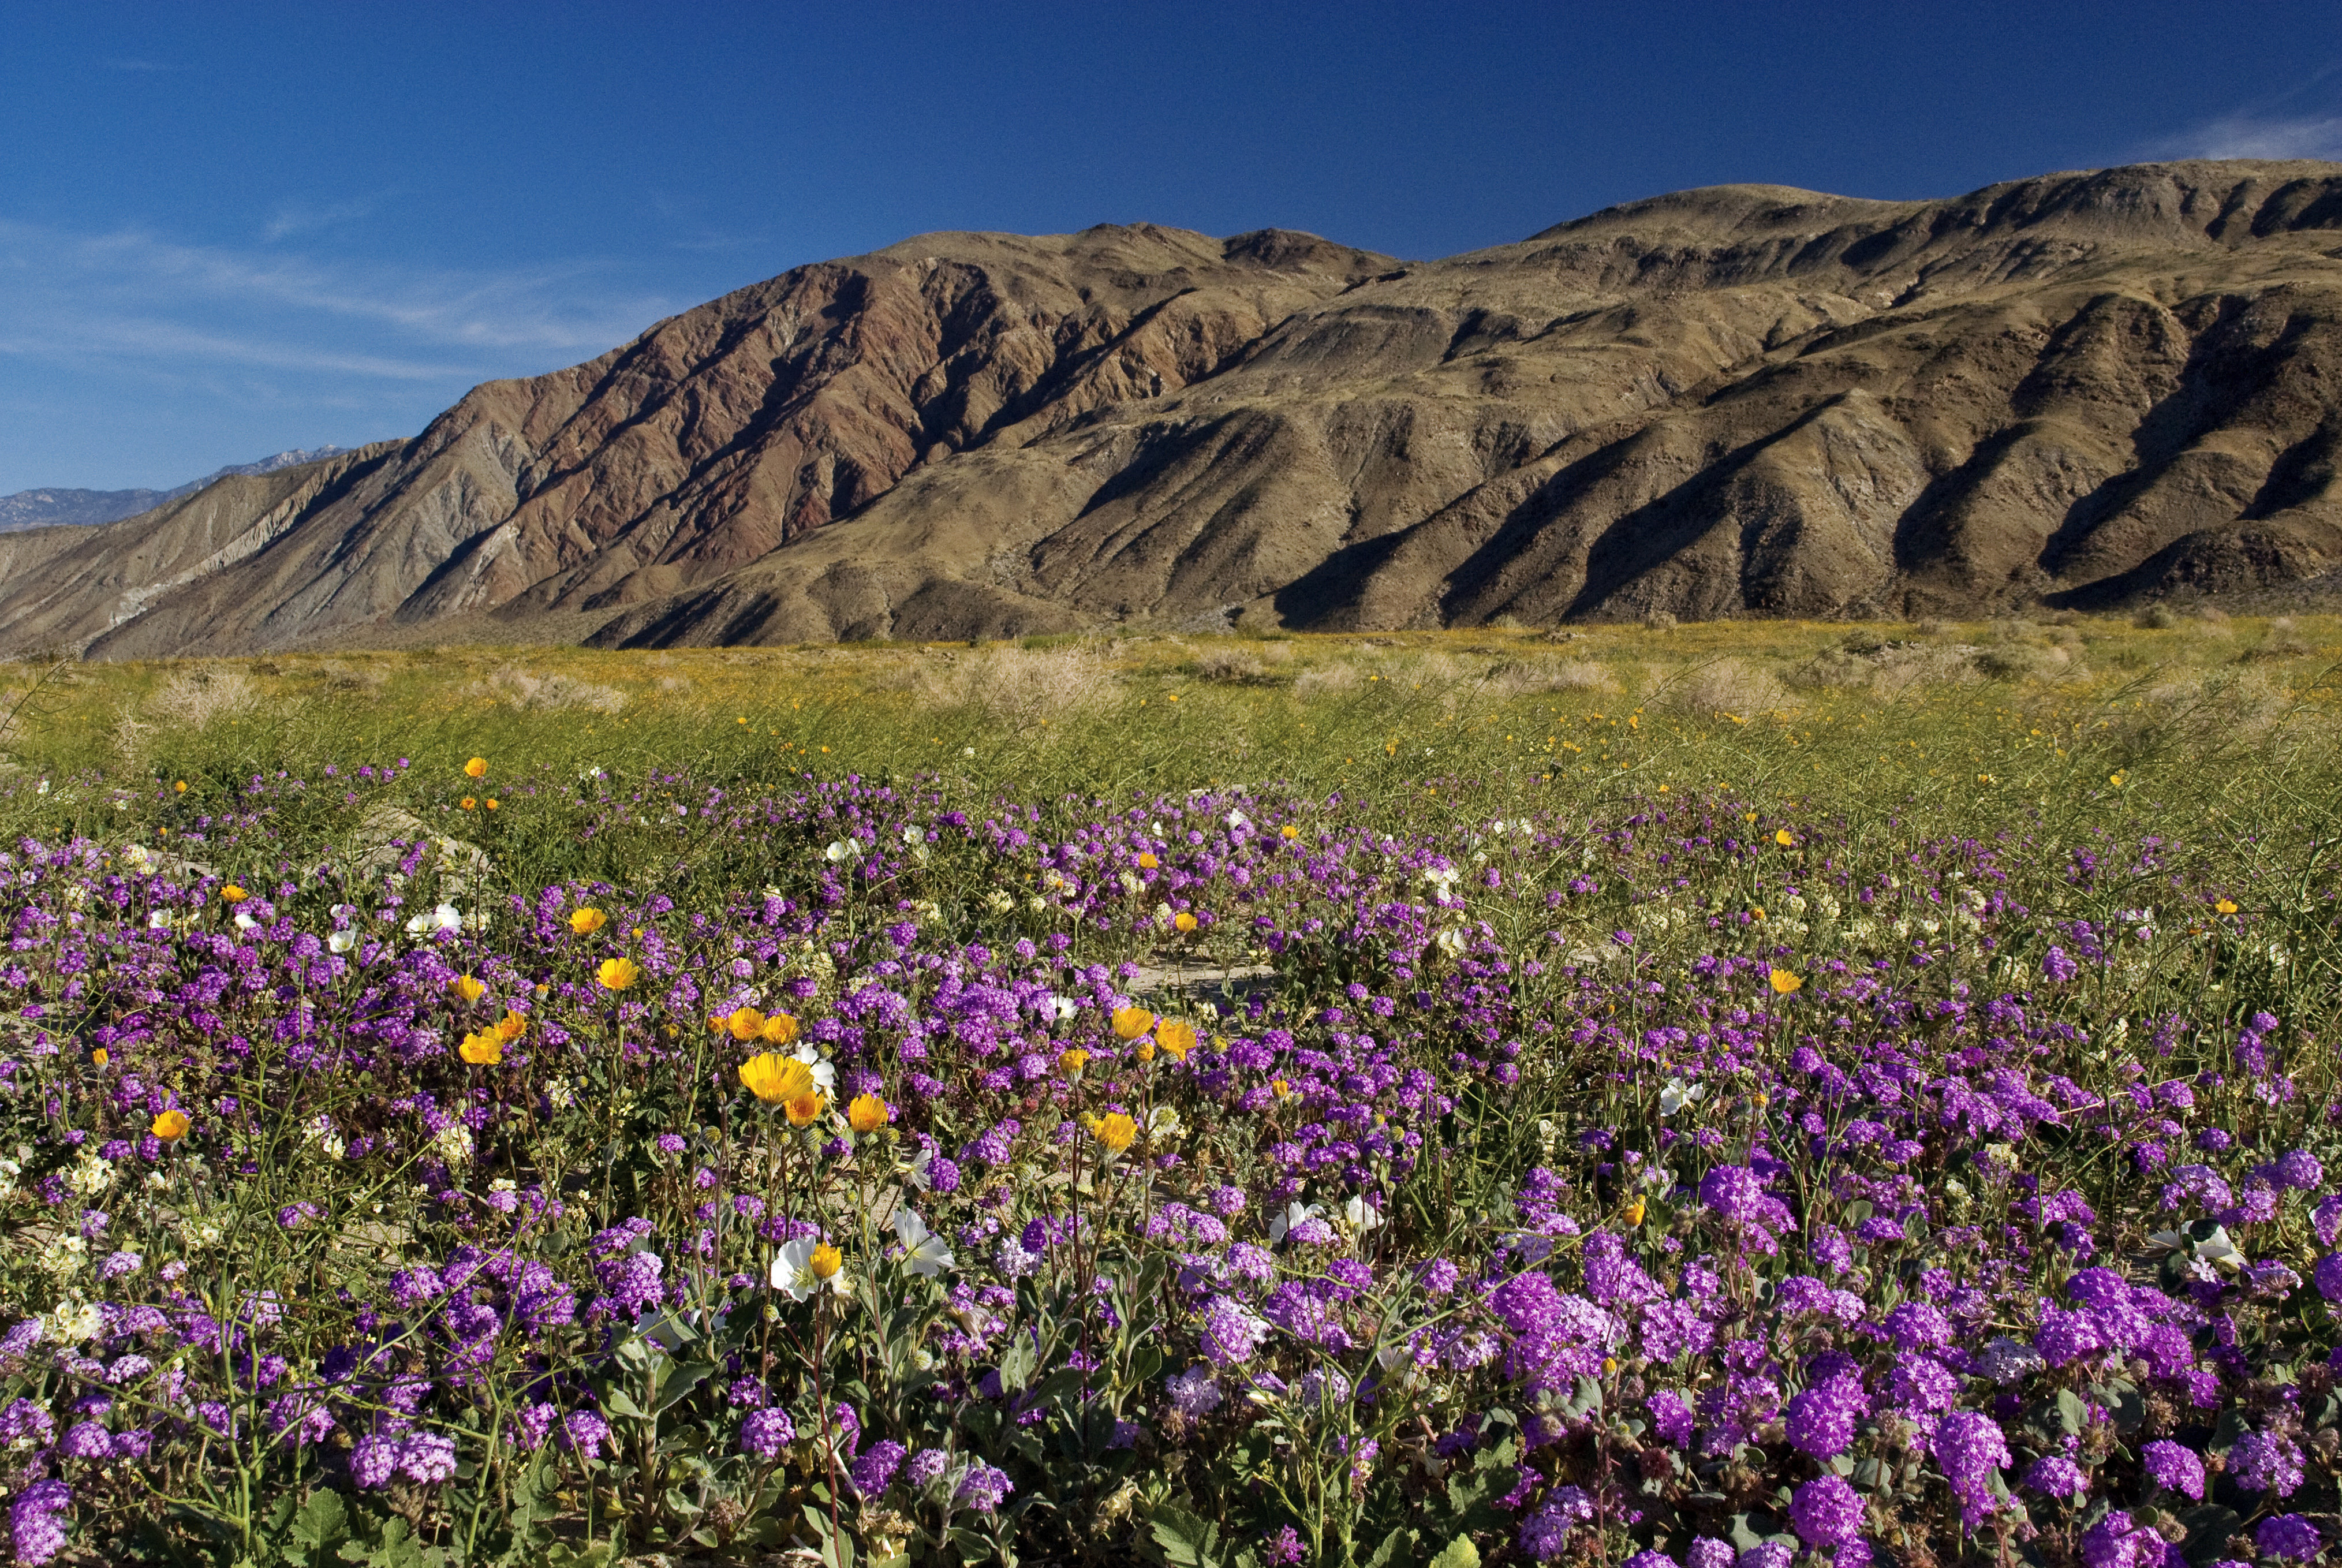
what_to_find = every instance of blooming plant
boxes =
[0,717,2337,1568]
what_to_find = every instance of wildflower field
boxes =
[3,614,2342,1568]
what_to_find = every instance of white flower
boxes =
[1342,1194,1384,1233]
[305,1116,345,1160]
[902,1148,935,1192]
[327,929,358,954]
[65,1151,111,1197]
[790,1046,836,1095]
[119,844,153,873]
[902,824,924,846]
[147,911,173,930]
[1148,1105,1184,1141]
[1433,928,1467,959]
[1268,1202,1322,1245]
[823,838,863,864]
[431,1123,475,1166]
[984,890,1015,913]
[1119,870,1144,895]
[404,903,460,936]
[233,912,259,932]
[546,1077,578,1111]
[770,1237,848,1300]
[962,746,975,757]
[1659,1077,1706,1117]
[44,1297,100,1342]
[894,1209,955,1278]
[1049,995,1077,1021]
[1226,809,1250,831]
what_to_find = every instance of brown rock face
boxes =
[14,160,2342,657]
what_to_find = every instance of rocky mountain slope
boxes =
[0,448,354,535]
[8,161,2342,656]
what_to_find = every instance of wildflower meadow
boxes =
[2,615,2341,1568]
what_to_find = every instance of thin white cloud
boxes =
[0,318,469,380]
[0,217,676,371]
[2175,112,2342,162]
[263,196,385,244]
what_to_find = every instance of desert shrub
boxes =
[470,665,628,714]
[915,641,1116,723]
[1293,662,1363,698]
[1491,656,1613,696]
[1657,655,1790,714]
[1194,648,1268,684]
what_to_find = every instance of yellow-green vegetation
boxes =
[3,613,2342,1567]
[7,613,2338,838]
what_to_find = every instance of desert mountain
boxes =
[0,448,356,536]
[9,160,2342,656]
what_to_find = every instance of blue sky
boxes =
[2,1,2337,493]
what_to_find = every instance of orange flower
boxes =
[1624,1196,1647,1227]
[1155,1020,1198,1061]
[1172,911,1198,934]
[740,1054,815,1104]
[568,908,608,935]
[151,1110,191,1141]
[460,797,477,811]
[1058,1048,1090,1077]
[596,957,639,991]
[221,884,248,904]
[785,1091,824,1127]
[90,1048,109,1068]
[464,757,488,778]
[495,1010,527,1041]
[847,1093,890,1133]
[1280,823,1300,840]
[760,1012,800,1047]
[450,974,486,1004]
[1773,828,1795,847]
[1769,968,1803,995]
[484,799,499,811]
[2216,898,2239,915]
[174,780,188,794]
[726,1006,766,1041]
[459,1032,503,1066]
[1270,1078,1293,1099]
[1089,1112,1137,1154]
[1111,1006,1154,1040]
[1137,852,1159,870]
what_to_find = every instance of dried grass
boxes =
[913,643,1118,723]
[1489,656,1614,696]
[470,666,627,715]
[1655,658,1792,716]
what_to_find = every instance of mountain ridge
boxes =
[9,159,2342,657]
[0,448,356,535]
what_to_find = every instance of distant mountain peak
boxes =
[0,447,358,534]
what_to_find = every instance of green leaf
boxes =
[998,1334,1039,1394]
[538,1545,615,1568]
[289,1490,351,1562]
[1426,1539,1481,1568]
[603,1388,649,1421]
[2056,1388,2087,1436]
[1149,1503,1227,1568]
[653,1360,716,1416]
